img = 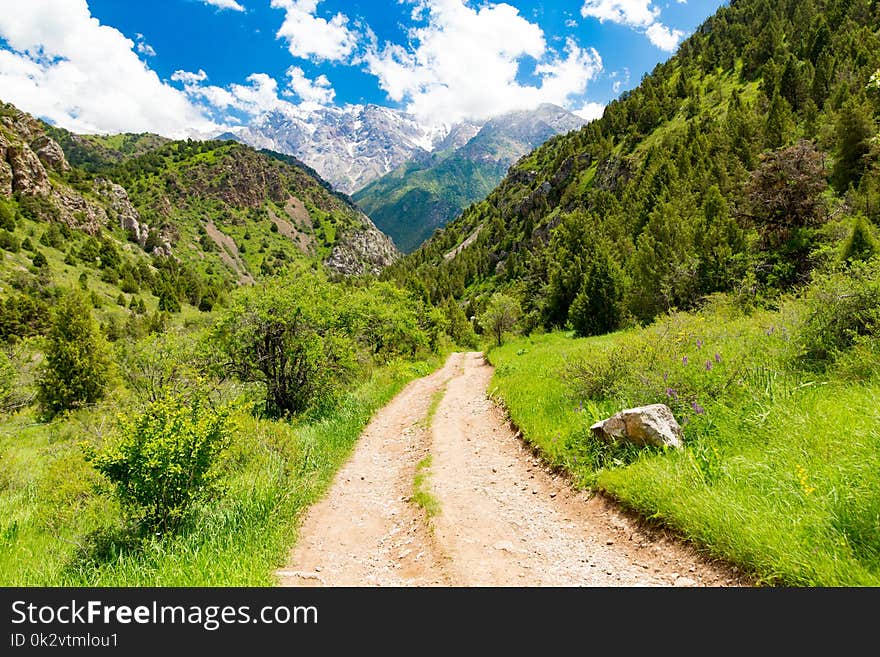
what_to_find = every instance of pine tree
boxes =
[37,290,111,417]
[832,99,874,193]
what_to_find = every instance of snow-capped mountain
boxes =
[228,104,452,195]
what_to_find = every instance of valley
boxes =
[1,0,879,590]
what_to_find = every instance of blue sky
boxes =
[0,0,726,137]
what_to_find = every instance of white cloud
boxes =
[135,33,157,57]
[0,0,220,137]
[172,69,209,85]
[284,66,335,107]
[573,101,605,122]
[202,0,245,11]
[581,0,685,51]
[363,0,602,125]
[175,67,335,117]
[182,72,292,116]
[271,0,357,62]
[645,22,684,51]
[581,0,658,26]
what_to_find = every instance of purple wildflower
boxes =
[715,353,722,364]
[705,360,713,371]
[665,387,679,401]
[691,401,705,415]
[696,339,703,349]
[663,372,669,383]
[682,356,689,365]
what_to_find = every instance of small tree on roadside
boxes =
[479,293,521,347]
[37,289,111,418]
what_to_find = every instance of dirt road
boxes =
[277,352,751,587]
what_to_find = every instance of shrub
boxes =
[85,394,233,534]
[795,259,880,371]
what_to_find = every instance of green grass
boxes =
[0,355,446,586]
[487,302,880,586]
[412,455,440,519]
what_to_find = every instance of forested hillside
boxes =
[385,0,880,334]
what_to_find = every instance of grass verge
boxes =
[0,354,447,586]
[487,301,880,587]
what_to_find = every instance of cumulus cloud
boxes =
[581,0,685,52]
[573,101,605,122]
[363,0,602,125]
[271,0,358,62]
[134,33,156,57]
[171,69,209,85]
[645,22,684,51]
[179,71,292,116]
[202,0,245,11]
[0,0,220,137]
[284,66,335,107]
[175,65,335,118]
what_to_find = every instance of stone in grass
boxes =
[590,404,684,449]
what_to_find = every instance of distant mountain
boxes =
[229,104,452,195]
[352,104,587,253]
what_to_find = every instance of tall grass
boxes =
[0,356,444,586]
[487,290,880,586]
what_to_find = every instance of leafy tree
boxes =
[479,293,521,347]
[37,290,111,417]
[442,296,478,349]
[568,240,627,338]
[214,271,358,418]
[746,140,828,247]
[841,214,878,263]
[765,91,795,149]
[629,195,700,322]
[31,250,48,269]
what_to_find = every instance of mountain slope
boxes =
[384,0,880,333]
[353,104,586,253]
[0,98,399,339]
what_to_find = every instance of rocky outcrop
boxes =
[590,404,684,449]
[1,138,51,196]
[31,135,70,172]
[95,178,147,246]
[324,214,400,276]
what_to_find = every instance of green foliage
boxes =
[0,294,51,342]
[441,296,479,348]
[794,259,880,372]
[832,99,875,193]
[213,269,359,418]
[841,214,878,263]
[37,290,111,418]
[479,292,521,347]
[85,393,233,534]
[31,250,48,269]
[568,240,627,338]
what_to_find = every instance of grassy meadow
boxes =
[487,290,880,587]
[0,356,444,586]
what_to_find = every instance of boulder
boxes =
[590,404,684,449]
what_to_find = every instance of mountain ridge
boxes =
[352,103,587,253]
